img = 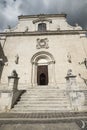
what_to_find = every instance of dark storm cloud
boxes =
[0,0,87,31]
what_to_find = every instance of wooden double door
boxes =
[37,65,48,85]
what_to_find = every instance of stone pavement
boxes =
[0,122,81,130]
[0,112,87,119]
[0,112,87,130]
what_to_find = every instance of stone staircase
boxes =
[11,86,72,113]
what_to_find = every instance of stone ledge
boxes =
[0,30,87,37]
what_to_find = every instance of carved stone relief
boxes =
[74,23,82,30]
[67,69,73,76]
[65,69,77,90]
[33,16,52,24]
[67,52,72,63]
[79,58,87,69]
[11,70,18,77]
[79,73,87,86]
[36,38,49,49]
[15,54,19,64]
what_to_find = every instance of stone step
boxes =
[22,93,66,95]
[12,106,71,111]
[14,103,70,107]
[11,110,71,113]
[12,106,70,110]
[20,98,68,101]
[26,90,63,92]
[23,92,66,95]
[21,97,68,101]
[18,101,69,104]
[25,91,66,94]
[27,86,59,89]
[22,94,66,97]
[21,94,67,97]
[22,95,68,99]
[25,90,66,92]
[11,88,71,112]
[17,103,70,106]
[12,105,71,112]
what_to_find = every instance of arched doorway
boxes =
[31,51,55,86]
[37,65,48,85]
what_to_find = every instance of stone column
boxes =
[34,64,37,86]
[31,63,37,87]
[31,63,34,86]
[51,61,56,85]
[48,61,55,86]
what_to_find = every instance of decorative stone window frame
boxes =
[38,23,47,32]
[31,51,56,86]
[35,21,50,31]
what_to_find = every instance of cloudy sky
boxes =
[0,0,87,31]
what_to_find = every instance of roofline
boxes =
[18,14,67,19]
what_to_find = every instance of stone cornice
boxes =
[0,30,87,37]
[18,14,67,19]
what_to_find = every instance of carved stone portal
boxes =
[36,38,49,49]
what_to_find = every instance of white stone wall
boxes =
[8,16,81,32]
[0,33,87,89]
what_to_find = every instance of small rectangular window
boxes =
[38,23,46,32]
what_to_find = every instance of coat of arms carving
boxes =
[36,38,49,49]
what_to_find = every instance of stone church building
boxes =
[0,13,87,116]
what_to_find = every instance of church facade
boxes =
[0,14,87,113]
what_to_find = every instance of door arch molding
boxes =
[31,51,55,86]
[31,51,55,64]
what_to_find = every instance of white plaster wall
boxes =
[12,16,78,32]
[1,33,87,89]
[0,92,12,111]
